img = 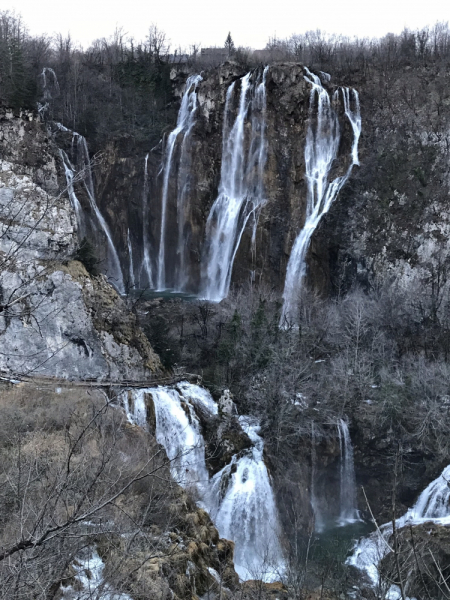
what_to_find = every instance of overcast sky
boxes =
[5,0,450,50]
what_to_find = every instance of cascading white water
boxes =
[207,416,285,581]
[280,69,361,325]
[157,74,203,291]
[348,464,450,597]
[201,67,269,302]
[57,125,125,294]
[74,135,125,294]
[337,419,360,525]
[121,382,285,581]
[59,149,86,237]
[122,389,148,428]
[140,153,154,289]
[151,386,211,488]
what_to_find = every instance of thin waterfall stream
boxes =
[120,382,285,581]
[127,229,135,289]
[58,125,125,294]
[157,74,202,291]
[337,419,360,525]
[140,153,154,288]
[310,422,325,532]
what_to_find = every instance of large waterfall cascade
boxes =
[348,464,450,597]
[201,67,269,302]
[280,69,361,325]
[156,74,203,292]
[337,419,360,525]
[121,382,285,581]
[58,124,126,294]
[54,66,361,306]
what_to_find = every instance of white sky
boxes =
[4,0,450,50]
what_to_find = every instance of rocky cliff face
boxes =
[0,108,161,380]
[81,61,450,308]
[313,66,450,297]
[83,62,355,295]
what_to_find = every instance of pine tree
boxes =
[224,32,235,57]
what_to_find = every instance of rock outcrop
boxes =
[0,108,161,380]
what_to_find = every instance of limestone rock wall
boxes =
[0,109,161,380]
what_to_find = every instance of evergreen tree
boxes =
[224,32,235,57]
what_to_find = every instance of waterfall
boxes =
[201,67,269,302]
[280,69,361,326]
[121,382,285,581]
[74,135,125,294]
[140,153,154,288]
[157,74,203,291]
[207,416,285,581]
[151,386,212,488]
[40,67,60,100]
[175,78,204,291]
[310,422,324,532]
[38,67,60,116]
[122,389,148,428]
[57,126,125,294]
[337,419,359,524]
[348,464,450,596]
[59,149,86,237]
[127,229,135,289]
